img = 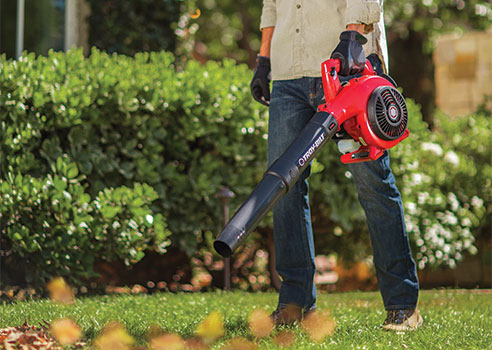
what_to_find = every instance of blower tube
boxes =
[214,111,339,257]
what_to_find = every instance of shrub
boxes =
[393,107,491,269]
[0,156,170,286]
[0,48,267,287]
[310,98,490,270]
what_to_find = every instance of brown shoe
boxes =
[270,304,314,326]
[382,308,423,331]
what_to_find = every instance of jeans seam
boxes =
[297,180,314,308]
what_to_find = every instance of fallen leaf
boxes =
[221,337,257,350]
[1,321,86,350]
[150,333,185,350]
[195,311,224,344]
[272,330,296,347]
[301,310,336,342]
[46,277,75,304]
[50,318,82,345]
[94,322,134,350]
[248,309,273,338]
[184,338,209,350]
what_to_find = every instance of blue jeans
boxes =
[268,77,419,311]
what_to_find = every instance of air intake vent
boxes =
[367,86,408,141]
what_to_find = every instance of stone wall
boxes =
[434,30,492,117]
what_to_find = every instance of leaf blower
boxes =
[214,58,409,258]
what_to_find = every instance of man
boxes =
[250,0,422,331]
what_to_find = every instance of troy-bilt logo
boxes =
[298,132,326,167]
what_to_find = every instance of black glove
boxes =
[330,30,367,76]
[250,56,271,106]
[366,53,384,75]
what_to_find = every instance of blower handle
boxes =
[321,58,376,104]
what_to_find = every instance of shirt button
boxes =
[296,29,300,33]
[297,4,301,9]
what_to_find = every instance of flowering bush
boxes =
[310,98,490,270]
[390,102,490,269]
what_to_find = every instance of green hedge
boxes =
[0,49,489,287]
[0,49,268,287]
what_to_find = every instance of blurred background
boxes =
[0,0,491,296]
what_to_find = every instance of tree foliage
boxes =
[177,0,492,66]
[385,0,492,52]
[85,0,181,56]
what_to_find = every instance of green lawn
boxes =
[1,289,491,349]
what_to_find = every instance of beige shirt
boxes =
[260,0,388,80]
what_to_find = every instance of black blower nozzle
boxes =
[214,112,339,257]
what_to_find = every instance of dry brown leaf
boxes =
[221,337,257,350]
[301,310,336,343]
[150,333,186,350]
[50,318,82,345]
[184,337,209,350]
[94,322,134,350]
[248,309,273,338]
[1,321,85,350]
[272,330,296,347]
[195,311,224,344]
[46,277,75,304]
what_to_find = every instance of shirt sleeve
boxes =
[260,0,277,29]
[345,0,382,26]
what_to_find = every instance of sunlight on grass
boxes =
[0,285,491,349]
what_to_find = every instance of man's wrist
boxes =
[346,23,373,34]
[346,23,364,34]
[259,26,274,57]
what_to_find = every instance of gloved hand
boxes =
[330,30,367,76]
[250,56,271,106]
[366,53,384,75]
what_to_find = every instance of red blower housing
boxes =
[320,58,409,163]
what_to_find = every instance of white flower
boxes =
[411,173,423,185]
[407,202,417,214]
[421,142,443,156]
[418,192,429,204]
[444,151,459,166]
[471,196,484,208]
[447,192,460,211]
[442,211,458,225]
[146,214,153,224]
